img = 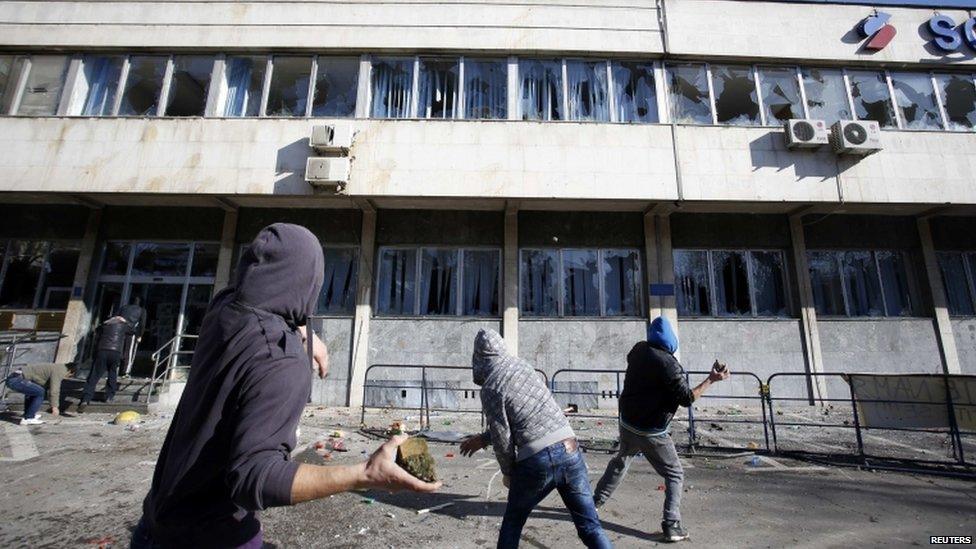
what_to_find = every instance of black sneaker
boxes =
[77,402,88,413]
[662,520,689,542]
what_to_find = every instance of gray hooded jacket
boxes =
[473,329,574,475]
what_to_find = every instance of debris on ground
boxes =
[417,502,453,514]
[113,411,141,425]
[396,437,437,482]
[709,422,724,431]
[331,430,346,438]
[747,441,759,450]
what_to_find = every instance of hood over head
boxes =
[234,223,325,328]
[472,328,511,386]
[647,316,678,355]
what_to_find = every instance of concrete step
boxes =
[3,376,157,415]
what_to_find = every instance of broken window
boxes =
[937,252,976,316]
[809,250,913,317]
[841,251,885,317]
[419,248,458,315]
[266,56,312,117]
[611,61,657,123]
[118,56,167,116]
[376,248,416,315]
[463,58,507,120]
[666,63,711,124]
[847,70,896,128]
[418,58,459,119]
[0,56,21,114]
[0,240,78,310]
[371,58,414,118]
[876,250,913,316]
[318,247,358,315]
[565,60,609,122]
[521,249,559,316]
[801,68,850,125]
[223,56,267,117]
[562,249,600,316]
[462,249,500,316]
[17,55,69,115]
[312,57,358,117]
[603,249,641,316]
[711,65,760,126]
[674,250,711,316]
[808,251,845,316]
[758,66,802,124]
[164,56,213,116]
[712,250,752,316]
[519,59,563,121]
[890,72,942,130]
[37,243,80,309]
[934,73,976,131]
[752,251,788,316]
[80,55,124,116]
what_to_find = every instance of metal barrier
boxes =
[360,364,548,430]
[0,331,66,412]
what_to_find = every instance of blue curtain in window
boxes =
[224,58,254,117]
[82,57,122,116]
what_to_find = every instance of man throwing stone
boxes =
[592,317,730,543]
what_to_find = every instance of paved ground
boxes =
[0,406,973,548]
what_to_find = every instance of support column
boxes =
[347,206,377,407]
[644,211,678,332]
[503,202,519,354]
[213,209,238,292]
[55,208,101,364]
[917,217,961,374]
[789,214,828,403]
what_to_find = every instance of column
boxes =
[917,217,961,374]
[789,214,828,403]
[55,208,101,364]
[502,203,519,354]
[213,209,238,292]
[643,211,678,338]
[347,207,377,407]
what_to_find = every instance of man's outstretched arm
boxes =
[291,435,441,504]
[690,361,731,402]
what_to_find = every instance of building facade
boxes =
[0,0,975,405]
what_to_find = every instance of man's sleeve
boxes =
[48,366,64,407]
[667,359,695,408]
[225,358,310,510]
[483,388,515,475]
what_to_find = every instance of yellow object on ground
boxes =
[113,411,141,425]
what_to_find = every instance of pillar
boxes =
[917,217,961,374]
[213,209,238,292]
[789,214,828,403]
[644,211,678,351]
[347,207,377,407]
[503,203,519,354]
[55,208,101,364]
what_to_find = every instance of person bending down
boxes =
[464,328,612,549]
[592,317,730,543]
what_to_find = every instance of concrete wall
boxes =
[818,319,943,375]
[308,317,353,405]
[0,0,664,54]
[953,319,976,375]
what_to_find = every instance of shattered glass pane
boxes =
[934,73,976,131]
[667,64,712,124]
[318,247,358,315]
[0,56,20,114]
[165,56,213,117]
[566,60,609,122]
[463,58,507,120]
[266,56,312,117]
[419,248,458,315]
[937,252,975,316]
[462,249,500,316]
[807,251,845,316]
[890,72,942,130]
[18,55,69,116]
[758,67,802,124]
[519,59,563,121]
[841,251,884,317]
[711,65,760,126]
[801,68,850,124]
[312,57,358,117]
[371,58,414,119]
[562,249,599,316]
[876,250,913,316]
[521,249,559,316]
[376,248,417,315]
[847,70,896,128]
[712,250,751,316]
[119,56,167,116]
[418,58,459,119]
[674,250,711,316]
[751,251,788,316]
[611,61,657,123]
[602,250,641,316]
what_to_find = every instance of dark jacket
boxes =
[618,317,694,435]
[97,317,133,353]
[119,304,146,339]
[141,223,324,548]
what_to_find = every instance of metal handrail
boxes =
[0,330,66,410]
[145,334,198,403]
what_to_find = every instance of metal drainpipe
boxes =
[657,0,684,201]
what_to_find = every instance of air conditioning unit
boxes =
[784,119,829,149]
[309,124,354,152]
[830,120,882,155]
[305,157,350,187]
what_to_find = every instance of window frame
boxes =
[674,248,791,319]
[374,245,502,318]
[806,249,918,319]
[519,247,644,318]
[936,250,976,317]
[0,238,82,311]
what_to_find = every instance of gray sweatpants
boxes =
[592,427,684,522]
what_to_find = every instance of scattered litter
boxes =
[126,423,141,432]
[357,526,370,535]
[747,442,759,450]
[869,516,879,523]
[331,430,346,438]
[445,453,455,458]
[790,426,800,430]
[656,485,665,491]
[361,497,375,505]
[138,460,156,466]
[385,512,396,519]
[442,420,452,426]
[416,431,468,443]
[709,422,724,431]
[747,456,762,467]
[88,535,115,548]
[417,502,454,514]
[113,410,141,425]
[596,421,603,426]
[564,404,579,414]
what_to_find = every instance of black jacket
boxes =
[618,341,695,434]
[97,317,134,353]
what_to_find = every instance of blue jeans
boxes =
[498,440,612,549]
[6,374,45,419]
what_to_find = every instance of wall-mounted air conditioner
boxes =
[784,119,829,149]
[310,124,354,152]
[305,157,350,187]
[830,120,882,155]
